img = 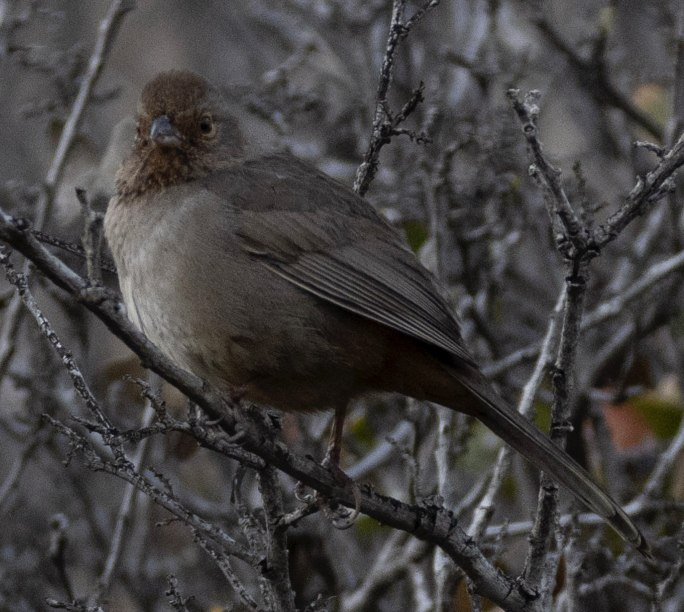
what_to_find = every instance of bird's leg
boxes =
[322,404,348,468]
[316,404,361,529]
[227,384,249,405]
[294,404,362,527]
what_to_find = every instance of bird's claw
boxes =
[293,458,361,530]
[294,480,315,504]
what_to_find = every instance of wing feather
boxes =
[206,154,475,365]
[262,252,473,362]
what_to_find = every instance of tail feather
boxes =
[446,367,652,559]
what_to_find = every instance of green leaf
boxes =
[403,220,429,253]
[349,415,375,447]
[629,394,682,439]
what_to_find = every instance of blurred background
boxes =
[1,1,684,610]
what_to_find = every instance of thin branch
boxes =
[193,533,264,612]
[353,0,439,196]
[523,272,584,595]
[43,0,135,206]
[0,0,132,398]
[591,129,684,251]
[484,498,684,541]
[91,396,157,604]
[577,574,652,598]
[258,465,296,612]
[651,528,684,610]
[30,229,117,274]
[0,423,48,511]
[342,533,430,612]
[582,249,684,328]
[165,575,192,612]
[44,415,260,568]
[0,288,24,385]
[76,188,105,286]
[533,16,664,141]
[0,246,113,431]
[346,420,412,480]
[507,89,585,258]
[46,599,104,612]
[486,247,684,378]
[49,513,75,601]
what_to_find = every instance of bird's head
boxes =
[117,70,245,196]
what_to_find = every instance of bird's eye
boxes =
[199,114,215,136]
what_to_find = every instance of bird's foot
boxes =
[294,459,361,530]
[294,480,314,504]
[317,456,361,530]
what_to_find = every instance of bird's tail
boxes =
[441,365,652,559]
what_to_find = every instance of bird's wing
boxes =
[208,154,475,366]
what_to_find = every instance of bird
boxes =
[104,70,651,558]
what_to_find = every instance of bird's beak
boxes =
[150,115,183,147]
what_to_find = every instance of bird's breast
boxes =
[105,187,252,383]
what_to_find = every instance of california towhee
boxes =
[104,70,650,556]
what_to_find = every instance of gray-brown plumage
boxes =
[105,70,651,557]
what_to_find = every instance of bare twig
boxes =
[0,245,114,432]
[577,574,652,598]
[533,16,664,141]
[651,528,684,611]
[342,533,430,612]
[505,88,665,598]
[193,533,264,611]
[43,415,260,568]
[484,498,684,541]
[507,89,585,258]
[346,420,413,480]
[582,249,684,328]
[43,0,135,209]
[31,229,117,274]
[46,599,104,612]
[259,465,296,612]
[165,575,192,612]
[591,130,684,252]
[354,0,439,196]
[486,247,684,379]
[0,423,48,511]
[524,273,584,596]
[0,0,132,397]
[0,272,24,379]
[49,513,75,601]
[76,188,105,286]
[91,394,157,604]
